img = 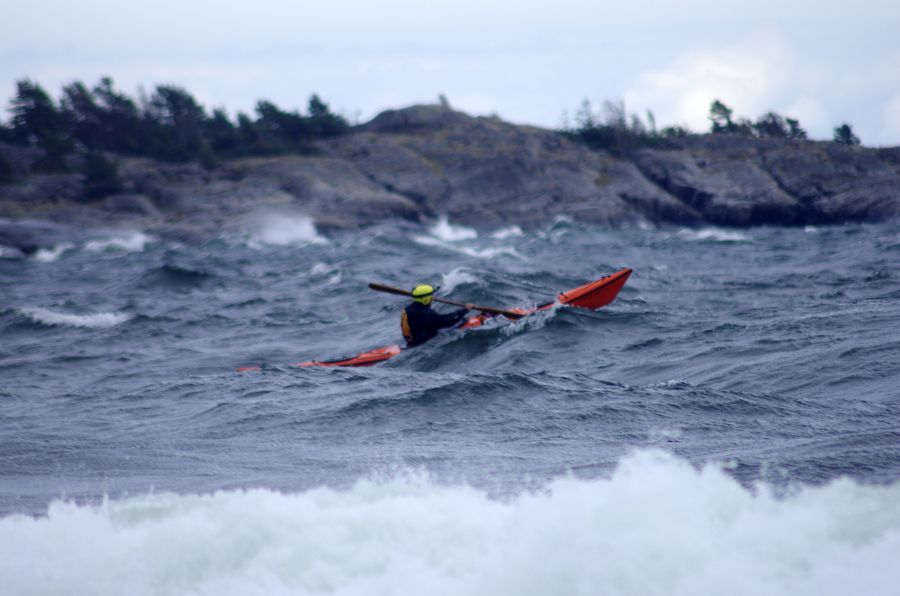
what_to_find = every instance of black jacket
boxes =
[401,302,468,346]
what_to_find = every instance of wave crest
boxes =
[21,308,131,329]
[247,213,327,247]
[2,451,897,596]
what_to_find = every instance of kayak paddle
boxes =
[368,282,525,319]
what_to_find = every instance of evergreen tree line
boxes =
[708,99,861,145]
[565,98,862,153]
[0,77,350,176]
[560,99,689,155]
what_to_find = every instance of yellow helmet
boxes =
[411,284,435,305]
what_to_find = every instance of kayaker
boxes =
[401,284,473,347]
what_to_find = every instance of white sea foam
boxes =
[440,268,480,293]
[84,231,154,253]
[33,243,74,262]
[309,262,334,276]
[678,228,751,242]
[429,216,478,242]
[248,213,327,247]
[490,225,524,240]
[305,262,342,285]
[412,235,524,260]
[21,308,131,329]
[2,450,897,596]
[500,303,559,336]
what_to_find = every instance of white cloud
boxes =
[3,3,900,144]
[885,93,900,142]
[625,27,798,132]
[782,97,830,135]
[624,27,900,145]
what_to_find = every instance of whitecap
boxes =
[303,262,342,285]
[429,216,478,242]
[247,213,327,247]
[490,225,524,240]
[33,243,74,262]
[440,268,480,293]
[677,228,750,242]
[21,308,131,329]
[4,450,897,596]
[309,262,335,276]
[84,231,154,253]
[412,235,524,260]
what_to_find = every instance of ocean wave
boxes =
[429,216,478,242]
[0,244,25,259]
[677,228,751,242]
[246,213,327,247]
[20,308,131,329]
[33,243,74,262]
[490,225,524,240]
[412,235,524,260]
[440,268,480,294]
[498,303,560,337]
[306,262,342,285]
[84,231,154,253]
[2,451,896,596]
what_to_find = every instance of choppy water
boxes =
[2,214,899,595]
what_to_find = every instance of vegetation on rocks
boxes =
[833,123,861,146]
[563,97,857,155]
[560,99,689,154]
[0,77,350,172]
[0,81,895,231]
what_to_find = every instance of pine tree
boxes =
[833,123,860,146]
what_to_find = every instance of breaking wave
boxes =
[246,213,327,247]
[2,451,897,596]
[677,228,751,243]
[33,243,74,262]
[411,235,524,260]
[20,308,131,329]
[429,216,478,242]
[490,225,525,240]
[440,268,480,293]
[84,231,154,253]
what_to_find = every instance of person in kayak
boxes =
[401,284,473,347]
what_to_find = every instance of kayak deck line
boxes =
[287,268,632,369]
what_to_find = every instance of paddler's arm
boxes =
[435,304,474,329]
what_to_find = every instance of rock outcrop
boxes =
[2,104,899,242]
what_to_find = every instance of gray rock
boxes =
[361,104,469,133]
[634,147,804,226]
[2,105,900,232]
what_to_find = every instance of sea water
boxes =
[2,216,898,595]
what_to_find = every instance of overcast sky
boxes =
[2,0,899,145]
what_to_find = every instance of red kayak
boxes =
[285,267,632,369]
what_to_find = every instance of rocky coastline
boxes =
[2,104,899,251]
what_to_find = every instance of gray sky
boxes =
[2,0,899,144]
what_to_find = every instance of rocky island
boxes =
[3,97,900,253]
